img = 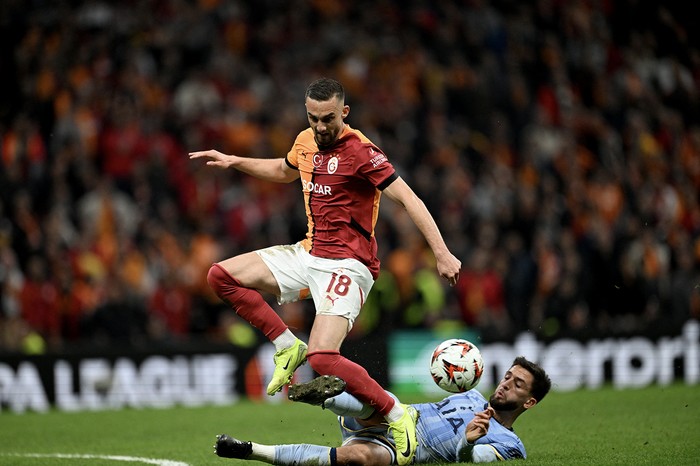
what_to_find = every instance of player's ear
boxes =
[342,105,350,119]
[523,397,537,410]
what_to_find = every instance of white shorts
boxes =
[255,243,375,330]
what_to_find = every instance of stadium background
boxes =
[1,0,699,412]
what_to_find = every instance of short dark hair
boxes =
[512,356,551,403]
[305,77,345,102]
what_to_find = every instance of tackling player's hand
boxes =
[189,149,236,169]
[465,407,494,444]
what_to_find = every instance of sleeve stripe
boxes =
[377,171,398,191]
[489,445,505,461]
[285,156,297,169]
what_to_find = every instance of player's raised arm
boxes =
[189,149,299,183]
[466,408,493,443]
[382,176,461,286]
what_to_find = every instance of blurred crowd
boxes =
[1,0,699,353]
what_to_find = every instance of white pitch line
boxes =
[2,453,191,466]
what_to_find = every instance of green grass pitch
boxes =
[0,383,698,465]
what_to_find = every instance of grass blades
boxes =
[0,384,698,465]
[516,383,700,465]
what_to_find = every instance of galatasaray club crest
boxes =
[328,156,339,174]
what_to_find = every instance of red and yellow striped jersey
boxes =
[285,125,397,279]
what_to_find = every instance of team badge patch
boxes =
[328,156,338,174]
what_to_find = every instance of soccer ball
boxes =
[429,339,484,393]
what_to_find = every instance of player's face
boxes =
[489,365,537,412]
[306,96,348,148]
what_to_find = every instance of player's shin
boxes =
[272,444,335,465]
[207,264,288,340]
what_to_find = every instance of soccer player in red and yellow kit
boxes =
[190,78,461,465]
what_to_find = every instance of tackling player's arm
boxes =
[189,149,300,183]
[382,177,461,285]
[457,408,501,463]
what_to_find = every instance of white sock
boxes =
[250,442,276,462]
[385,402,405,423]
[272,329,297,352]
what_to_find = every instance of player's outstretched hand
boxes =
[465,407,494,444]
[189,149,235,169]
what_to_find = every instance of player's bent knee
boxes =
[207,263,233,294]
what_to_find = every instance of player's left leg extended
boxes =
[215,434,342,465]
